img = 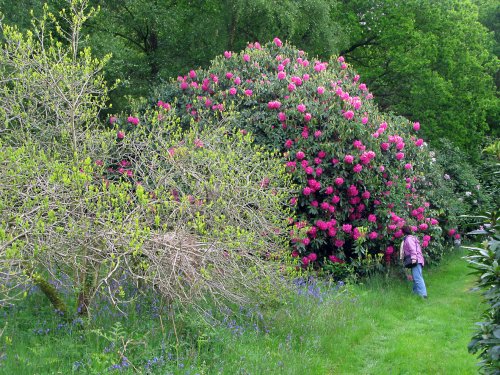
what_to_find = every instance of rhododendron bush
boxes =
[153,39,451,268]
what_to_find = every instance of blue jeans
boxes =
[411,263,427,297]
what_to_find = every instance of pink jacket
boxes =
[403,235,425,266]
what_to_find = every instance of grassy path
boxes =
[328,250,483,374]
[216,249,483,374]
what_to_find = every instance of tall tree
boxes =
[337,0,499,156]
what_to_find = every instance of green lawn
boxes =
[0,249,483,374]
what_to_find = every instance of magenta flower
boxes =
[244,89,253,96]
[307,252,317,261]
[334,177,344,186]
[243,54,250,62]
[277,71,286,80]
[229,87,237,95]
[314,130,322,138]
[303,187,312,196]
[224,51,232,59]
[344,155,354,164]
[127,116,139,125]
[273,37,283,47]
[189,70,197,79]
[347,185,359,196]
[109,116,117,124]
[285,139,293,149]
[419,223,428,231]
[362,116,369,124]
[304,113,312,122]
[337,56,345,62]
[288,83,296,92]
[396,152,405,160]
[225,72,233,79]
[353,164,362,173]
[404,163,412,170]
[385,246,394,255]
[368,214,377,223]
[117,131,125,139]
[368,231,378,240]
[317,86,325,95]
[380,143,390,151]
[359,83,367,91]
[415,138,424,147]
[325,186,334,195]
[320,202,330,210]
[297,104,306,113]
[267,101,281,109]
[293,77,303,87]
[343,110,354,120]
[334,240,345,248]
[413,122,420,131]
[342,224,352,233]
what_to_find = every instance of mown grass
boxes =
[0,249,483,374]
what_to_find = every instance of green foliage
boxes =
[337,0,499,157]
[465,210,500,374]
[478,139,500,208]
[433,138,492,228]
[0,0,110,157]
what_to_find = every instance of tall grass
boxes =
[0,249,482,374]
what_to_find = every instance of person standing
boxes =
[401,225,428,298]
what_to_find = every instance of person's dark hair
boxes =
[402,225,412,235]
